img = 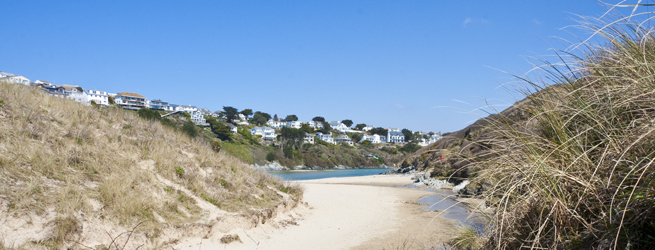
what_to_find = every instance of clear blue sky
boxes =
[0,1,643,132]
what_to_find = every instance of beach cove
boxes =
[173,174,460,249]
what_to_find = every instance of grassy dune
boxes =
[444,12,655,249]
[0,82,301,248]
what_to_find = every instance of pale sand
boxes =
[174,175,457,250]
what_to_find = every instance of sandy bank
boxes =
[174,175,457,250]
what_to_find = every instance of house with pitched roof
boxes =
[387,130,405,144]
[329,121,349,132]
[251,126,276,141]
[316,132,334,144]
[304,133,315,144]
[335,134,353,146]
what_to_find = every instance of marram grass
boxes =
[458,11,655,250]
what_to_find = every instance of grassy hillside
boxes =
[407,13,655,249]
[0,82,301,249]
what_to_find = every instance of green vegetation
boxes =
[284,114,298,121]
[181,120,198,137]
[341,119,353,127]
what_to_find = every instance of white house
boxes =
[286,121,301,129]
[33,80,52,85]
[306,121,324,129]
[361,134,383,144]
[267,120,286,129]
[316,132,334,144]
[304,133,315,144]
[149,99,174,111]
[335,134,353,146]
[188,110,207,126]
[329,121,349,132]
[226,123,238,134]
[85,90,109,106]
[251,126,276,141]
[60,85,88,104]
[7,75,30,85]
[362,126,374,131]
[387,130,405,144]
[176,105,198,113]
[0,72,15,78]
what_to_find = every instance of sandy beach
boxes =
[174,175,457,250]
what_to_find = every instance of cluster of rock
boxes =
[413,175,450,189]
[252,162,289,171]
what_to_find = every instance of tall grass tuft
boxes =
[463,8,655,250]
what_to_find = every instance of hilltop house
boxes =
[329,121,349,132]
[316,132,334,144]
[149,99,174,111]
[362,126,373,131]
[267,120,286,129]
[6,75,30,85]
[115,92,146,110]
[85,90,109,106]
[304,133,315,144]
[251,126,276,141]
[286,121,301,129]
[60,85,88,104]
[361,134,384,144]
[306,121,324,129]
[388,130,405,144]
[33,80,51,85]
[335,134,353,146]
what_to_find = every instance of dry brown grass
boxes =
[0,81,300,248]
[456,9,655,250]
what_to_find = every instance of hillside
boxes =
[408,14,655,249]
[0,81,301,249]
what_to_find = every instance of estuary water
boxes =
[268,168,390,181]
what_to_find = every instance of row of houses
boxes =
[1,71,207,125]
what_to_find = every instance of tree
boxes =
[312,116,325,122]
[319,121,332,134]
[274,114,279,121]
[108,95,115,104]
[252,111,270,125]
[349,133,362,143]
[369,127,388,136]
[355,123,367,130]
[401,129,413,142]
[240,108,253,117]
[280,127,305,149]
[284,114,298,121]
[223,106,239,123]
[399,142,421,153]
[206,116,231,140]
[300,123,314,134]
[341,119,353,127]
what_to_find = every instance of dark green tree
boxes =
[319,121,332,134]
[240,108,253,117]
[401,129,413,142]
[312,116,325,122]
[355,123,367,130]
[252,111,270,125]
[280,127,305,149]
[223,106,239,123]
[300,123,314,134]
[108,95,115,104]
[349,133,362,143]
[369,127,388,136]
[206,116,232,140]
[342,119,353,127]
[284,114,298,121]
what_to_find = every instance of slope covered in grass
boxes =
[405,12,655,249]
[0,82,301,249]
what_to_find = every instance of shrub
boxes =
[181,120,198,137]
[212,140,221,152]
[175,167,184,177]
[266,152,276,162]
